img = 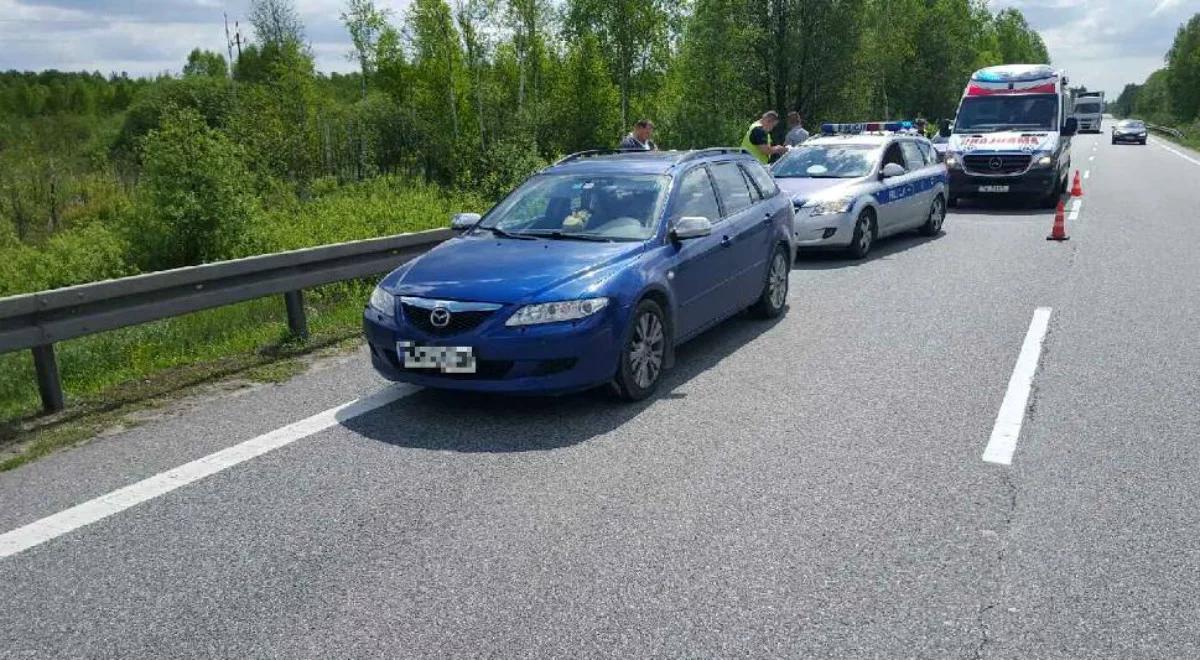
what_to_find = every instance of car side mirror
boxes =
[451,212,481,231]
[671,216,713,241]
[880,163,906,179]
[1062,117,1078,137]
[939,120,952,138]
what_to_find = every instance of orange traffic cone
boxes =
[1070,170,1083,197]
[1047,200,1069,241]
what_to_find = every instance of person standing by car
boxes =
[785,111,810,146]
[619,120,657,151]
[742,111,788,164]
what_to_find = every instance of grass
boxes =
[0,174,493,468]
[0,279,377,471]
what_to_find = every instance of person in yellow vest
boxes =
[742,111,788,164]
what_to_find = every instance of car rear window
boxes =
[710,162,755,215]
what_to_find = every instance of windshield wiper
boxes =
[480,226,538,240]
[526,230,615,242]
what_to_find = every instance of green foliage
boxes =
[183,49,229,78]
[127,107,259,269]
[1166,14,1200,122]
[0,222,132,297]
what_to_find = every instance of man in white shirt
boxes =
[785,111,809,146]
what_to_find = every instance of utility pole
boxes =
[224,12,238,99]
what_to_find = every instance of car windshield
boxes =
[1074,103,1101,114]
[477,174,669,242]
[1117,120,1145,129]
[955,94,1058,132]
[772,144,879,179]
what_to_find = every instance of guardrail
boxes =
[1147,123,1185,139]
[0,228,453,413]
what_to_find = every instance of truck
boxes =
[1072,91,1105,133]
[939,64,1076,208]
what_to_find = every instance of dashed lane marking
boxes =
[983,308,1053,466]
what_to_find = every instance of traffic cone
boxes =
[1070,170,1083,197]
[1047,199,1069,241]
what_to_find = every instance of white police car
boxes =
[771,122,948,259]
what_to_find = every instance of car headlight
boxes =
[944,155,961,170]
[369,285,395,316]
[506,297,609,327]
[807,197,855,216]
[1032,155,1054,169]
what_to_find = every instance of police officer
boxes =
[742,111,788,164]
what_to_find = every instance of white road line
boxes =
[0,386,413,560]
[1153,138,1200,166]
[1068,199,1082,221]
[983,308,1053,466]
[1083,170,1091,180]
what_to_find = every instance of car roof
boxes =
[804,134,897,147]
[541,149,757,176]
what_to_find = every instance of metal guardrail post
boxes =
[284,290,308,340]
[31,344,65,413]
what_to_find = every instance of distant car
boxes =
[772,123,949,259]
[363,149,795,400]
[1112,119,1148,145]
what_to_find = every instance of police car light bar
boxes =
[821,121,914,135]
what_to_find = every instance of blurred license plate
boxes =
[398,341,476,373]
[979,185,1009,193]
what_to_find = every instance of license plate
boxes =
[398,341,476,373]
[978,185,1009,193]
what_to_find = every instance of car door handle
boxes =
[721,235,732,247]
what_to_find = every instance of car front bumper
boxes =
[363,305,623,395]
[792,208,857,248]
[1112,133,1147,143]
[948,168,1058,198]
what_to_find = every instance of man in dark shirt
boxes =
[619,120,657,151]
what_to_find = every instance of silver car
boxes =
[772,132,949,259]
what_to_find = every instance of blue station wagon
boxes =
[363,148,795,400]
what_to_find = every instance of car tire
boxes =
[918,195,946,237]
[751,244,790,319]
[845,210,875,260]
[613,299,668,401]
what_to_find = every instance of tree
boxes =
[565,0,669,129]
[1166,14,1200,122]
[249,0,306,48]
[183,49,229,78]
[129,107,258,269]
[553,33,621,153]
[341,0,392,98]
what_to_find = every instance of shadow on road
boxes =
[949,196,1062,216]
[339,311,785,453]
[792,231,945,270]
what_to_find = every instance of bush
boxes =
[0,222,132,297]
[125,106,260,270]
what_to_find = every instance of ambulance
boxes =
[939,64,1076,208]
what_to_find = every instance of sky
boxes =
[1,0,1199,96]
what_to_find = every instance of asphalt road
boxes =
[2,131,1199,658]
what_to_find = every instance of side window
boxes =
[882,143,906,169]
[710,162,755,216]
[915,141,936,165]
[670,167,721,223]
[900,141,925,171]
[740,167,763,202]
[741,161,779,198]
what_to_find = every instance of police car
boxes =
[771,122,948,259]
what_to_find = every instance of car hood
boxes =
[948,131,1058,154]
[381,233,644,304]
[774,177,857,206]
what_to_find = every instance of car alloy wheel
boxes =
[768,251,788,310]
[921,196,945,236]
[628,309,665,389]
[847,211,873,259]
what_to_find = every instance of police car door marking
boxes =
[875,172,946,205]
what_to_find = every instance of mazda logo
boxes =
[429,307,451,328]
[988,157,1003,170]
